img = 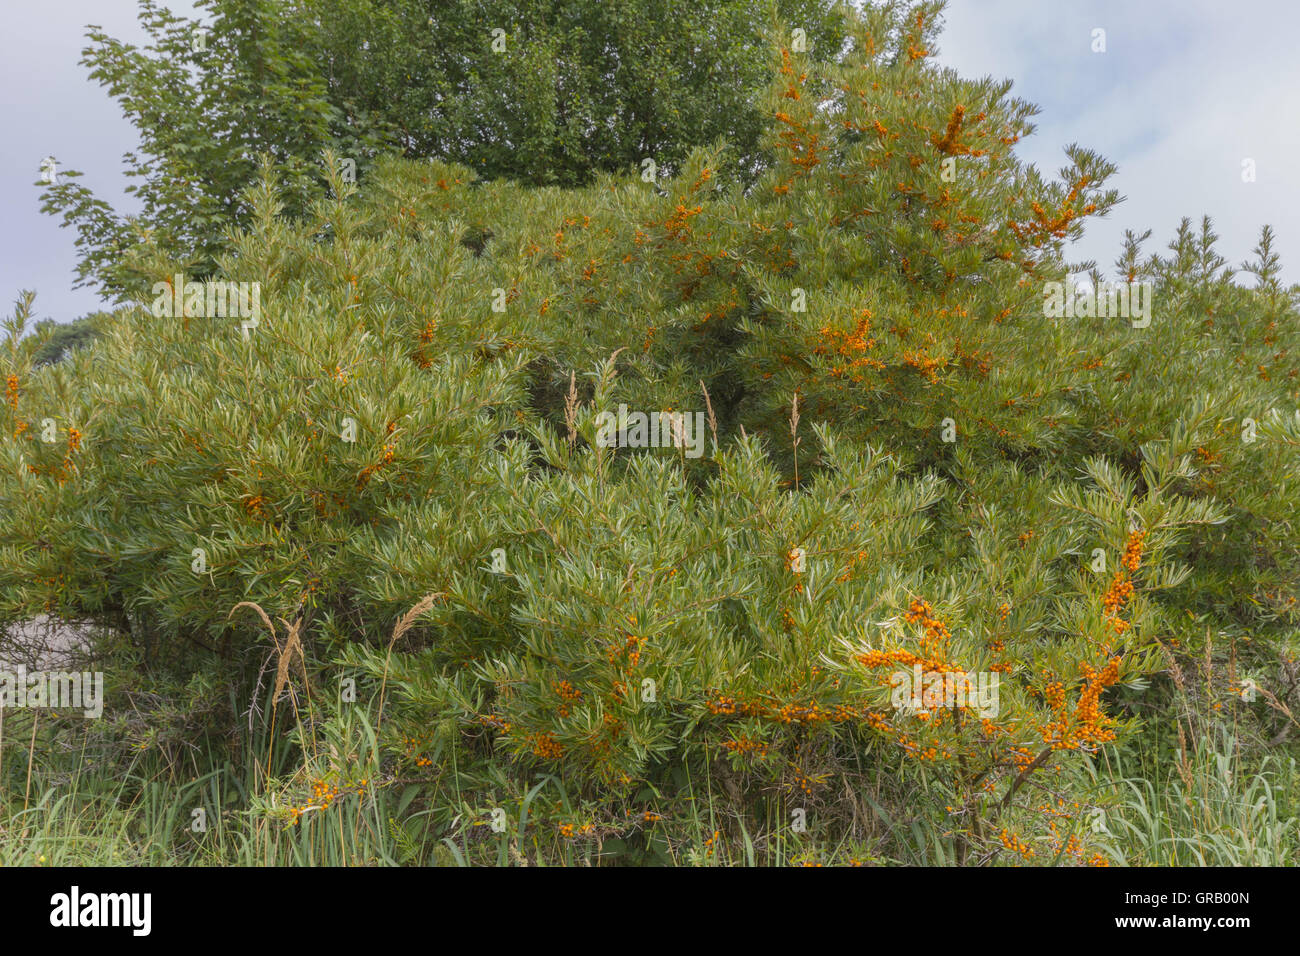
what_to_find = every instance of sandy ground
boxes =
[0,616,97,670]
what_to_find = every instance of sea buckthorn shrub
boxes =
[337,397,1231,863]
[2,1,1297,864]
[576,4,1122,469]
[2,164,534,665]
[581,1,1300,767]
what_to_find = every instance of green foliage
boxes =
[40,0,847,300]
[31,315,105,368]
[6,0,1300,865]
[40,0,382,299]
[303,0,848,186]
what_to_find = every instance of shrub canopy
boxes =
[6,1,1298,863]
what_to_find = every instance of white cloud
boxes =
[937,0,1300,282]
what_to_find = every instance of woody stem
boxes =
[999,746,1053,812]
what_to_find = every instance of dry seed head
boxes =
[389,591,445,650]
[700,379,718,451]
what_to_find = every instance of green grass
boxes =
[1091,729,1300,866]
[3,692,1296,866]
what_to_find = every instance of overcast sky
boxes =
[2,0,1297,326]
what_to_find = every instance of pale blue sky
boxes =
[938,0,1300,285]
[2,0,1297,325]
